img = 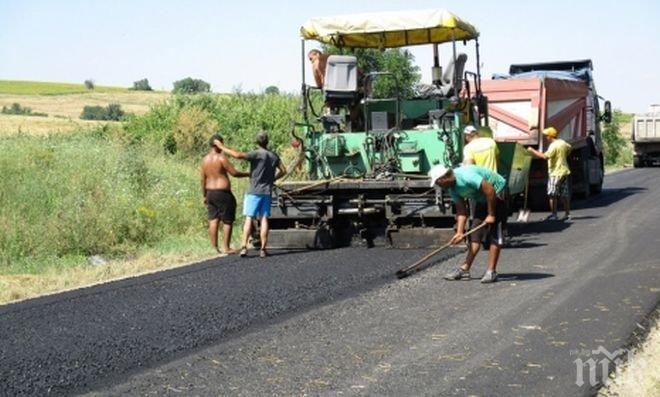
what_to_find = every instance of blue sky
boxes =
[1,0,658,112]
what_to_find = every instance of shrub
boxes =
[84,79,95,90]
[121,93,300,155]
[131,78,153,91]
[80,103,125,121]
[1,103,47,117]
[106,103,125,121]
[171,105,218,156]
[172,77,211,94]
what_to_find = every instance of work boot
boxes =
[480,270,498,283]
[444,267,471,281]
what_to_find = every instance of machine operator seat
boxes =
[323,55,359,108]
[439,53,467,96]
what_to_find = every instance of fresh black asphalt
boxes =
[1,169,659,396]
[0,238,460,395]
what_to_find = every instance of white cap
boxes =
[463,125,477,135]
[428,165,450,187]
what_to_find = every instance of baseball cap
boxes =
[428,165,450,187]
[463,125,477,135]
[542,127,558,138]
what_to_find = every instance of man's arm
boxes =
[480,180,497,224]
[200,166,207,204]
[450,200,468,245]
[526,146,547,160]
[274,161,287,181]
[221,156,249,178]
[213,139,248,160]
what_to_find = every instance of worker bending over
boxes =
[430,164,507,283]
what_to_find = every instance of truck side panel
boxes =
[481,77,602,202]
[481,78,590,149]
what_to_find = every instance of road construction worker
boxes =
[462,125,499,173]
[308,49,329,89]
[214,132,287,258]
[527,126,572,221]
[201,134,249,255]
[462,125,509,242]
[430,164,507,283]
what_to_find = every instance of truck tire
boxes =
[589,155,604,195]
[633,156,643,168]
[572,148,590,199]
[529,186,549,211]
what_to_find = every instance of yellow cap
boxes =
[542,127,558,138]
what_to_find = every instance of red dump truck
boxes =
[481,60,611,207]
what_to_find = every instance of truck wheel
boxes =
[633,156,643,168]
[589,156,604,195]
[529,186,549,211]
[573,150,590,199]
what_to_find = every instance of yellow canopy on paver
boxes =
[300,9,479,48]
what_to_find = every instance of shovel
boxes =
[396,222,489,279]
[517,175,531,223]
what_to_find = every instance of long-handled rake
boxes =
[396,222,489,279]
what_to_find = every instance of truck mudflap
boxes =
[265,179,458,249]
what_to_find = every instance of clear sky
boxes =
[1,0,658,112]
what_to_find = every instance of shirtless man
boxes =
[308,49,329,88]
[201,134,248,254]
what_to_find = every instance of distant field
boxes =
[0,81,171,135]
[0,80,131,95]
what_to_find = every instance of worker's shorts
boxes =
[471,189,508,248]
[547,175,570,198]
[206,189,236,223]
[243,193,271,218]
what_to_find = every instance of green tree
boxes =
[265,85,280,95]
[172,77,211,94]
[321,46,421,99]
[131,78,153,91]
[602,110,633,166]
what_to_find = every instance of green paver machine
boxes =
[268,9,529,249]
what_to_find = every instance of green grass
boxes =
[0,80,128,95]
[0,131,210,274]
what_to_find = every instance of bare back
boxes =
[312,54,329,88]
[202,152,231,190]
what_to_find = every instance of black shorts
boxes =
[471,190,508,248]
[206,189,236,223]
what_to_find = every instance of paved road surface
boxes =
[1,169,658,396]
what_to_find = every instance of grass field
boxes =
[0,80,129,95]
[0,131,241,304]
[0,89,171,136]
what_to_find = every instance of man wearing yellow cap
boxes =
[527,127,572,221]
